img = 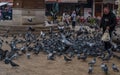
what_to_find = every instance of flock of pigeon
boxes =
[88,58,120,75]
[0,25,120,75]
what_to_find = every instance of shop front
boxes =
[93,0,118,17]
[45,0,92,18]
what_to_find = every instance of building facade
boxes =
[45,0,118,18]
[93,0,118,17]
[118,0,120,15]
[45,0,90,18]
[0,0,13,2]
[13,0,45,25]
[1,0,118,25]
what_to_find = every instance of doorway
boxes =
[95,3,102,17]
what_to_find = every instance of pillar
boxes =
[92,0,95,17]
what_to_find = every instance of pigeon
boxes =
[40,31,46,38]
[26,53,31,59]
[0,50,9,60]
[34,50,40,55]
[58,26,64,32]
[64,55,72,62]
[77,54,81,59]
[113,32,117,36]
[101,63,105,70]
[10,53,18,60]
[61,34,73,46]
[101,63,108,75]
[102,53,112,62]
[20,46,26,54]
[33,46,41,55]
[4,57,10,64]
[9,60,19,67]
[112,63,119,72]
[44,21,54,26]
[5,41,9,44]
[27,26,35,32]
[88,65,93,74]
[99,53,105,59]
[88,58,96,65]
[79,54,87,61]
[28,18,32,22]
[47,53,55,60]
[68,52,74,58]
[104,64,108,75]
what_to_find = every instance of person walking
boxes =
[62,11,70,26]
[100,7,117,54]
[71,11,77,30]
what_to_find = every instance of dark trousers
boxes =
[65,20,69,26]
[104,42,111,53]
[72,21,76,29]
[103,29,113,54]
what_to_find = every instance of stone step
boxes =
[0,25,70,35]
[0,20,13,25]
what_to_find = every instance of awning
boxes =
[103,0,115,4]
[0,2,8,6]
[45,0,57,2]
[8,3,13,6]
[78,0,87,3]
[45,0,57,4]
[45,0,87,3]
[58,0,78,3]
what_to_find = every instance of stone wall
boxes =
[12,8,22,25]
[12,8,45,25]
[0,0,45,25]
[12,0,45,25]
[13,0,45,9]
[22,9,45,25]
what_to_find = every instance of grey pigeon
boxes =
[112,63,119,72]
[64,55,72,62]
[88,65,93,74]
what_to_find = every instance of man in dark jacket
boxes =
[100,7,117,53]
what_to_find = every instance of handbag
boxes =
[101,30,111,42]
